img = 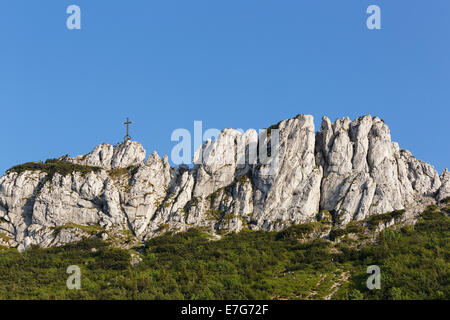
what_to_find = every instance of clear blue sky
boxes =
[0,0,448,173]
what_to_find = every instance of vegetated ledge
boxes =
[52,222,104,236]
[328,209,407,242]
[107,166,139,180]
[6,159,102,178]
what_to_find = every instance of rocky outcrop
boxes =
[251,115,322,229]
[437,169,450,203]
[0,114,446,249]
[315,115,441,226]
[65,140,146,169]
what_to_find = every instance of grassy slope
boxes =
[0,206,448,300]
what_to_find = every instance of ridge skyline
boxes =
[3,113,448,175]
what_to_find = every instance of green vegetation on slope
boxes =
[6,159,102,177]
[334,206,450,300]
[107,166,139,181]
[0,206,448,300]
[52,223,104,236]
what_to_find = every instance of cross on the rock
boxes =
[123,117,132,142]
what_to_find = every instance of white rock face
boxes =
[437,169,450,202]
[66,141,146,169]
[251,115,322,229]
[0,115,447,249]
[316,115,442,226]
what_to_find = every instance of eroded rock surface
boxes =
[315,116,441,226]
[0,115,446,249]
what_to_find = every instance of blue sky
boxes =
[0,0,449,173]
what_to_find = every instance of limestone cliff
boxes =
[0,114,447,250]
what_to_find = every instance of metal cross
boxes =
[123,117,132,141]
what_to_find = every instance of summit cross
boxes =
[123,117,132,142]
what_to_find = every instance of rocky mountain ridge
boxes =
[0,114,448,250]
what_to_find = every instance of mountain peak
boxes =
[0,114,448,250]
[65,140,146,169]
